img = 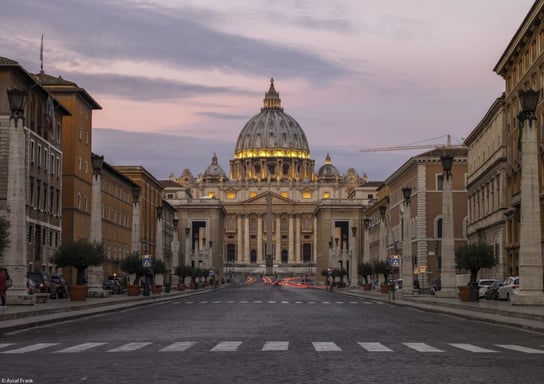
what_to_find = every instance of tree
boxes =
[175,265,193,284]
[455,242,497,283]
[152,258,167,275]
[53,239,105,285]
[373,260,389,282]
[0,217,9,258]
[120,251,144,285]
[358,262,373,284]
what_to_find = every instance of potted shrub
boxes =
[358,262,373,290]
[53,239,105,301]
[121,252,144,296]
[373,260,390,293]
[152,259,167,294]
[455,242,497,302]
[175,265,192,291]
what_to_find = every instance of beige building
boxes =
[164,79,379,281]
[464,96,508,280]
[493,0,544,279]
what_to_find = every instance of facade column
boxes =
[295,215,301,262]
[244,215,250,263]
[257,215,263,262]
[275,216,281,261]
[512,91,544,305]
[237,216,243,263]
[437,156,457,298]
[288,215,294,263]
[130,187,140,253]
[88,154,106,296]
[185,227,191,267]
[5,97,33,305]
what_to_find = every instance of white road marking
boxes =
[496,344,544,354]
[2,343,59,354]
[358,342,393,352]
[56,342,107,353]
[159,342,196,352]
[268,300,276,303]
[449,344,497,353]
[239,300,249,303]
[253,300,262,303]
[262,341,289,351]
[212,301,222,303]
[403,343,444,352]
[0,343,15,350]
[281,301,289,304]
[107,342,152,352]
[312,342,342,352]
[211,341,242,352]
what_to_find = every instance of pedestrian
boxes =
[0,268,10,308]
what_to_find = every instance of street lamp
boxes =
[512,89,544,305]
[7,87,26,123]
[379,205,387,220]
[156,206,163,220]
[91,153,104,175]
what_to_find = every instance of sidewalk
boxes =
[340,287,544,332]
[1,286,543,334]
[0,288,208,334]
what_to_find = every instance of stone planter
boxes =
[380,284,390,294]
[177,283,186,291]
[458,285,479,302]
[362,283,371,291]
[127,285,140,296]
[153,285,162,294]
[68,285,89,301]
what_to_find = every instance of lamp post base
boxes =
[510,291,544,306]
[6,290,36,305]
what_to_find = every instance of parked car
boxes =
[103,279,122,294]
[498,277,519,301]
[27,271,58,299]
[484,281,504,300]
[50,275,69,299]
[478,279,499,298]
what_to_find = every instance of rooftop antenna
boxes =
[40,34,44,74]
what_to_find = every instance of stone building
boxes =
[464,95,508,280]
[164,79,378,282]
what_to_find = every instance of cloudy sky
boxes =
[0,0,535,180]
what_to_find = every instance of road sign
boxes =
[142,256,152,268]
[419,265,427,273]
[388,255,400,267]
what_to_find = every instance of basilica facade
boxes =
[163,79,379,281]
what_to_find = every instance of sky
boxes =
[0,0,536,181]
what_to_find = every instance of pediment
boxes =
[243,191,292,205]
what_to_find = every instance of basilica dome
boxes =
[234,78,310,161]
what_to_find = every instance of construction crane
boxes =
[359,134,464,152]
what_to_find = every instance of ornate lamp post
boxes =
[401,187,413,296]
[512,89,544,305]
[88,153,105,295]
[436,154,457,298]
[379,205,387,284]
[130,187,141,253]
[5,87,33,304]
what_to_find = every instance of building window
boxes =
[37,144,42,167]
[323,192,330,199]
[77,192,81,209]
[249,191,256,198]
[85,131,89,144]
[30,140,35,163]
[44,148,48,170]
[79,126,83,141]
[208,191,215,198]
[281,191,288,198]
[302,190,311,199]
[226,190,236,199]
[78,157,82,170]
[437,174,444,191]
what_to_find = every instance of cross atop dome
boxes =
[262,77,283,112]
